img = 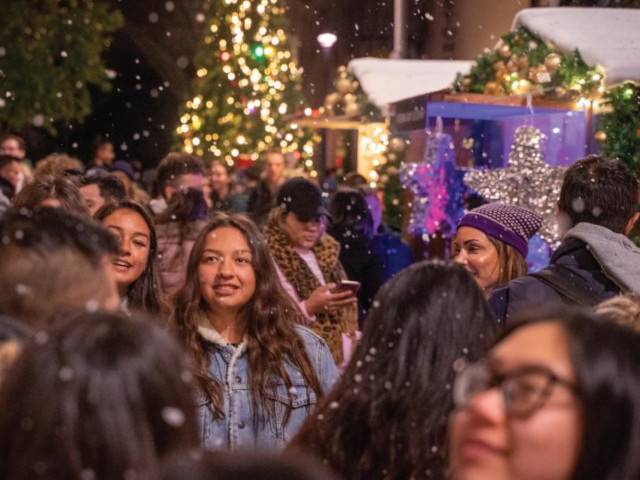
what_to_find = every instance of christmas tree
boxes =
[176,0,317,174]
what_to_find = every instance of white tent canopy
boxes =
[514,7,640,86]
[347,58,473,115]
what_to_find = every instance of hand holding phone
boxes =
[307,282,360,315]
[333,280,361,295]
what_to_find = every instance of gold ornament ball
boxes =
[498,44,511,58]
[516,55,529,69]
[507,59,519,72]
[534,66,552,84]
[493,61,506,72]
[484,81,504,95]
[336,78,352,95]
[389,137,406,152]
[554,86,568,98]
[513,79,532,95]
[594,130,607,142]
[544,53,562,72]
[344,102,361,117]
[324,92,341,108]
[343,93,357,105]
[348,80,360,93]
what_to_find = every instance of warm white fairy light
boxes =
[178,0,317,175]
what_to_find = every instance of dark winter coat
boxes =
[370,224,414,282]
[327,225,384,326]
[489,222,640,325]
[246,179,277,228]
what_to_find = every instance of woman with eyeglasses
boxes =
[450,310,640,480]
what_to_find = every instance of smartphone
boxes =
[333,280,361,295]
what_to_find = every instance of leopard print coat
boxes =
[264,217,358,365]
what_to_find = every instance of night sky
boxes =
[26,0,431,168]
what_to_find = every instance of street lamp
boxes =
[317,32,338,49]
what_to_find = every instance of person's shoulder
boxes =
[497,270,564,322]
[505,270,561,302]
[294,324,329,350]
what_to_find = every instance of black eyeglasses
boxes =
[453,360,579,417]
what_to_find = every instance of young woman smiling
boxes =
[95,201,165,317]
[450,310,640,480]
[452,203,542,296]
[171,213,337,451]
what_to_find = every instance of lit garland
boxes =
[321,65,408,228]
[454,26,640,173]
[454,27,604,100]
[598,82,640,173]
[176,0,319,175]
[378,136,407,230]
[323,66,381,120]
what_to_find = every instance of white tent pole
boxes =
[391,0,407,59]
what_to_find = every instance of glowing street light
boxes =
[317,32,337,49]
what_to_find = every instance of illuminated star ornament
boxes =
[464,126,565,244]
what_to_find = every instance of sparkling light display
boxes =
[455,27,603,100]
[176,0,318,174]
[464,126,565,244]
[400,125,465,239]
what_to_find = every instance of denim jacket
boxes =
[196,324,338,451]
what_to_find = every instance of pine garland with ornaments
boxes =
[176,0,318,174]
[454,27,603,99]
[323,66,381,120]
[322,65,404,228]
[379,136,407,231]
[597,82,640,173]
[455,26,640,173]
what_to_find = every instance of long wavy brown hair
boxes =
[171,213,323,421]
[289,261,498,479]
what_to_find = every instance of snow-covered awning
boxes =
[514,7,640,86]
[347,58,473,115]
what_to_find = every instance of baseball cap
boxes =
[276,177,330,222]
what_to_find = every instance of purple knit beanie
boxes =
[457,203,543,258]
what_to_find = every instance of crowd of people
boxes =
[1,131,640,480]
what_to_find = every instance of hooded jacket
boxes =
[489,223,640,325]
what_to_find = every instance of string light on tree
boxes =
[176,0,318,174]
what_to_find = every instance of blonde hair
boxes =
[35,153,83,178]
[487,237,528,289]
[596,294,640,333]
